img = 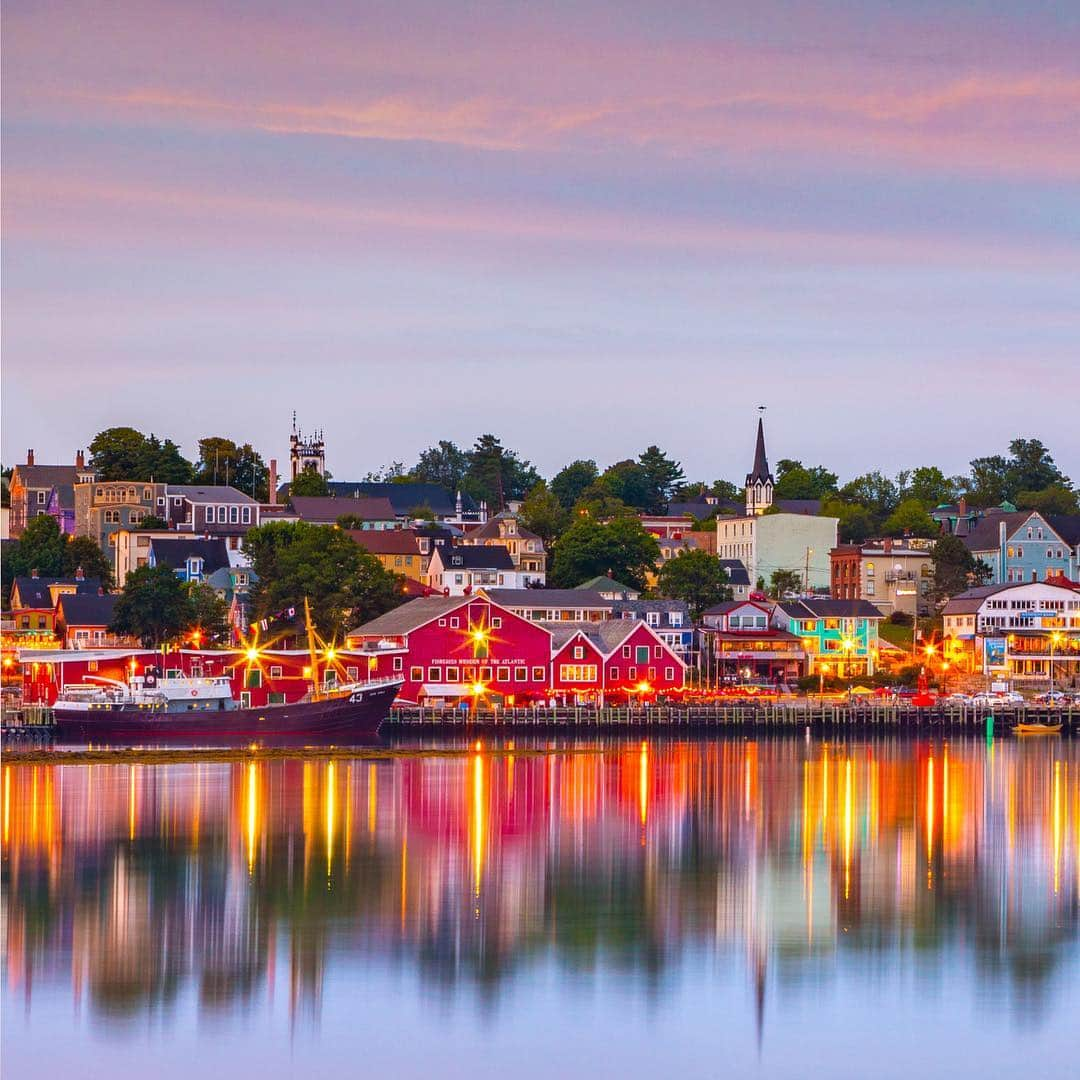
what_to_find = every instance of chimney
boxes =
[958,495,967,518]
[75,566,85,581]
[75,449,85,469]
[268,459,278,505]
[27,449,34,466]
[883,538,892,554]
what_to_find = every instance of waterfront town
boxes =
[3,417,1078,711]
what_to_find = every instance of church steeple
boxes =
[744,414,774,516]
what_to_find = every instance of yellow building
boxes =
[347,530,426,582]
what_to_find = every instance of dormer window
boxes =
[187,557,204,578]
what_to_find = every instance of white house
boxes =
[426,545,535,595]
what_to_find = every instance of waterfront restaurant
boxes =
[700,601,807,682]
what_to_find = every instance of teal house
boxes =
[772,598,883,676]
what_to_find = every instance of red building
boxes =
[348,593,686,705]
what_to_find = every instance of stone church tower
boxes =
[744,417,774,516]
[289,413,326,480]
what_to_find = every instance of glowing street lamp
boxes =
[1050,630,1065,694]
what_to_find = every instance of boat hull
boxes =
[53,682,401,742]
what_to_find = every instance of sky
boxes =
[3,0,1079,485]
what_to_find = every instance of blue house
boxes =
[611,599,695,660]
[147,537,230,583]
[963,511,1080,585]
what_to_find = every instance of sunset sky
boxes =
[3,1,1078,482]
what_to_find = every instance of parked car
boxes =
[1034,690,1068,706]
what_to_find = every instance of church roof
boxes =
[745,417,773,486]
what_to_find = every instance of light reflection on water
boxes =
[2,737,1078,1079]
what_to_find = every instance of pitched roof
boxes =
[940,580,1080,615]
[56,592,119,627]
[961,511,1032,552]
[48,483,76,509]
[777,598,884,620]
[349,595,471,636]
[467,515,542,543]
[482,588,615,609]
[773,498,822,515]
[539,620,641,654]
[11,576,101,609]
[289,496,397,522]
[346,530,422,556]
[718,559,751,586]
[149,538,230,573]
[309,482,474,517]
[611,599,691,626]
[14,464,80,488]
[1046,514,1080,546]
[433,545,515,571]
[167,485,259,505]
[576,575,640,597]
[745,417,772,485]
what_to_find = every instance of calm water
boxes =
[3,737,1078,1079]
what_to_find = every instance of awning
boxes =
[420,684,475,697]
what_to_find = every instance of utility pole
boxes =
[804,547,813,595]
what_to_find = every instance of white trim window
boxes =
[229,505,239,524]
[241,506,252,524]
[206,506,216,523]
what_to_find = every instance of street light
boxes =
[819,662,830,698]
[1050,630,1064,695]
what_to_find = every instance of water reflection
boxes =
[3,738,1078,1068]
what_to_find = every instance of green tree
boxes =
[768,569,803,598]
[464,434,541,510]
[335,513,369,530]
[1015,485,1079,515]
[899,466,962,509]
[64,535,114,590]
[195,437,269,499]
[3,515,68,599]
[598,460,653,510]
[549,517,660,590]
[551,459,599,509]
[709,479,741,503]
[135,515,168,530]
[244,521,404,637]
[289,467,330,497]
[407,503,436,522]
[413,441,469,491]
[930,535,991,605]
[89,427,194,482]
[820,497,876,543]
[1006,438,1070,495]
[110,564,194,646]
[518,482,570,545]
[838,471,899,520]
[774,460,838,500]
[187,582,230,643]
[637,446,685,511]
[572,484,636,522]
[966,454,1010,506]
[657,550,731,620]
[881,498,940,538]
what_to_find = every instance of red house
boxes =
[348,594,552,706]
[549,620,685,703]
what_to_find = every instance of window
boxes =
[229,505,239,523]
[246,669,262,689]
[628,667,637,680]
[427,666,442,681]
[270,665,283,678]
[646,612,660,626]
[622,645,632,659]
[664,666,675,680]
[37,616,47,629]
[206,506,216,523]
[648,666,656,679]
[173,497,183,506]
[515,667,527,681]
[480,666,493,682]
[573,645,585,659]
[654,645,662,658]
[157,496,166,506]
[241,506,251,524]
[268,693,286,705]
[438,618,446,626]
[492,617,502,629]
[104,509,120,523]
[610,666,620,679]
[454,574,463,585]
[496,666,510,682]
[37,490,46,504]
[559,664,597,682]
[866,561,875,575]
[446,667,460,682]
[450,617,460,628]
[635,645,649,664]
[393,656,403,671]
[410,666,423,681]
[532,666,545,681]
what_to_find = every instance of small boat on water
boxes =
[51,598,402,742]
[1012,723,1063,735]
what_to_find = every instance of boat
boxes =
[51,598,403,742]
[1012,722,1063,735]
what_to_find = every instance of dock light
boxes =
[325,647,337,661]
[246,647,260,662]
[191,629,202,645]
[636,681,652,694]
[2,657,13,668]
[471,628,488,644]
[471,681,486,696]
[924,644,936,657]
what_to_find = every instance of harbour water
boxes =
[3,736,1077,1079]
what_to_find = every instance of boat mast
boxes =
[305,597,321,700]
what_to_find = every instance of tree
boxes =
[361,461,408,482]
[244,521,404,638]
[187,583,230,644]
[768,569,803,598]
[899,466,962,509]
[709,479,741,503]
[136,515,168,529]
[966,454,1010,506]
[838,472,899,520]
[930,535,991,605]
[1007,438,1070,495]
[774,460,838,500]
[598,460,653,510]
[110,564,194,646]
[637,445,685,512]
[335,513,369,530]
[289,467,330,497]
[64,536,114,590]
[195,437,269,499]
[657,550,731,620]
[464,434,541,510]
[548,517,660,590]
[881,498,940,538]
[573,484,636,522]
[518,482,570,545]
[820,497,876,543]
[1015,485,1080,515]
[413,441,469,492]
[407,504,436,522]
[551,459,599,509]
[89,427,194,482]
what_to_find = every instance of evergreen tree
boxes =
[930,535,991,605]
[413,441,469,491]
[637,445,685,511]
[551,460,599,509]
